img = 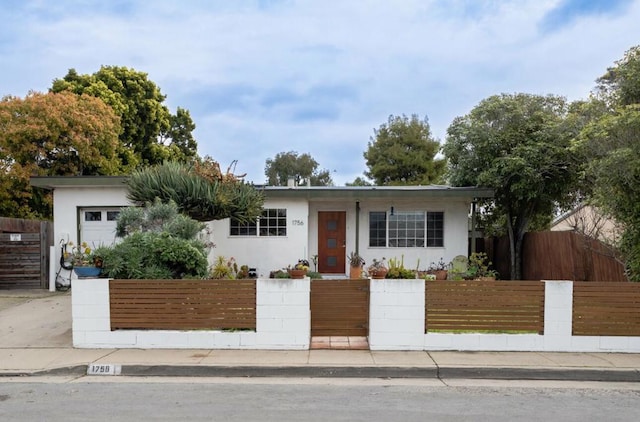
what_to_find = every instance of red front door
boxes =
[317,211,346,274]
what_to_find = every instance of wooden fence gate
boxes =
[310,278,370,336]
[0,217,52,289]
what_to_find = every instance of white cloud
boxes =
[1,0,639,185]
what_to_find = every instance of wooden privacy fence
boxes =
[310,278,369,336]
[0,217,52,289]
[109,279,256,330]
[484,231,626,281]
[425,280,545,333]
[573,282,640,336]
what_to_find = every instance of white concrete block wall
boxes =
[369,279,425,350]
[256,278,310,349]
[543,280,573,351]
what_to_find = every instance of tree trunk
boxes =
[507,212,529,280]
[507,217,517,280]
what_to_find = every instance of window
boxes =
[389,211,425,247]
[369,211,386,247]
[84,211,102,221]
[106,211,120,221]
[230,208,287,237]
[369,211,444,247]
[426,211,444,247]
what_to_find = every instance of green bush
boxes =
[97,200,209,279]
[97,232,208,279]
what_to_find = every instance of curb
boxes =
[6,365,640,382]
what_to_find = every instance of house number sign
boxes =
[87,363,121,376]
[292,219,304,226]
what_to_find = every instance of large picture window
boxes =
[230,208,287,237]
[369,211,444,247]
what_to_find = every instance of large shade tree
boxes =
[364,114,445,185]
[443,93,579,280]
[576,45,640,280]
[265,151,333,186]
[51,66,197,166]
[0,91,122,218]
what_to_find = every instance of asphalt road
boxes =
[1,378,639,421]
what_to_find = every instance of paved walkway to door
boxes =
[311,336,369,350]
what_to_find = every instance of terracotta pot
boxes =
[435,270,448,280]
[370,268,388,279]
[288,269,306,279]
[349,265,363,279]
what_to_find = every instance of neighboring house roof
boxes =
[30,176,494,200]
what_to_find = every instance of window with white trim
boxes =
[368,211,444,247]
[230,208,287,237]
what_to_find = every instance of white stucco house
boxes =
[31,176,493,280]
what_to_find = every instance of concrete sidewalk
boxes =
[1,290,640,381]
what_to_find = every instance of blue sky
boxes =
[1,0,638,185]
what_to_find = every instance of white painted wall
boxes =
[53,186,130,246]
[207,198,310,278]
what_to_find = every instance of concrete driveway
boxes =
[0,290,72,347]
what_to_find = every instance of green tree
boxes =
[596,45,640,107]
[364,114,445,185]
[346,176,372,186]
[0,91,122,218]
[576,45,640,280]
[265,151,334,186]
[126,158,264,223]
[443,93,579,280]
[160,107,198,163]
[51,66,197,166]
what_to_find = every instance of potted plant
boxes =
[288,259,309,279]
[66,241,102,277]
[427,257,449,280]
[367,258,387,279]
[347,251,365,279]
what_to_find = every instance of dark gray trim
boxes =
[30,176,128,189]
[30,176,493,200]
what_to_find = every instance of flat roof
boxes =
[30,176,493,199]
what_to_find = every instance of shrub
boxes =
[97,200,209,279]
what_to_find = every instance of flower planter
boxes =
[370,268,388,279]
[349,265,363,279]
[288,269,307,279]
[73,266,101,278]
[434,270,448,280]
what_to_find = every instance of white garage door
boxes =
[80,208,121,248]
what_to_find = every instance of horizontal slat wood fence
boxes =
[109,279,256,330]
[573,282,640,336]
[311,279,369,336]
[425,281,545,333]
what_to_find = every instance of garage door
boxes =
[80,208,121,248]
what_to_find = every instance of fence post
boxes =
[369,279,425,350]
[256,277,311,349]
[543,280,573,351]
